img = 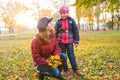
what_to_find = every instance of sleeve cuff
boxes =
[74,41,79,44]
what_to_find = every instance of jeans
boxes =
[58,53,67,72]
[59,43,78,72]
[36,53,66,80]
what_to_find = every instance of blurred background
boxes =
[0,0,119,34]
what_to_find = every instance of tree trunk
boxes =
[92,22,93,31]
[12,29,14,33]
[82,25,84,32]
[77,19,80,30]
[117,14,120,30]
[9,29,11,33]
[111,13,114,30]
[82,22,85,32]
[97,19,99,31]
[103,3,106,31]
[103,24,106,31]
[117,24,120,30]
[0,27,1,34]
[89,23,91,31]
[9,27,12,33]
[117,17,120,30]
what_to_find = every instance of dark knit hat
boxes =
[37,17,53,28]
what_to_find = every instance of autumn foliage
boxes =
[47,56,61,68]
[0,31,120,80]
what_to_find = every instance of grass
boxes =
[0,31,120,80]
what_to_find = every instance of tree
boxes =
[101,1,107,31]
[116,11,120,30]
[94,4,101,31]
[40,9,52,18]
[74,0,104,31]
[76,6,81,30]
[115,2,120,30]
[103,0,120,30]
[74,0,120,31]
[75,0,105,8]
[105,0,115,30]
[51,0,69,10]
[106,21,113,29]
[0,0,26,33]
[86,7,94,31]
[52,12,59,22]
[74,0,83,30]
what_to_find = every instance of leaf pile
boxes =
[47,56,61,68]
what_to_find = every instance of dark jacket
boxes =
[31,34,61,66]
[54,17,80,44]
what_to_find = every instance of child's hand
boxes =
[74,44,79,47]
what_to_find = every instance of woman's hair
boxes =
[37,25,50,44]
[37,24,55,44]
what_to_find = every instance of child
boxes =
[31,17,66,80]
[54,5,81,76]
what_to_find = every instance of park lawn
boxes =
[0,31,120,80]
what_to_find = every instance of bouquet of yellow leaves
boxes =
[47,56,61,68]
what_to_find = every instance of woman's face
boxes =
[47,22,54,31]
[46,22,54,35]
[60,13,68,19]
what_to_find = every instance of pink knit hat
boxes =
[59,5,69,13]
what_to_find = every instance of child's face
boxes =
[60,13,68,19]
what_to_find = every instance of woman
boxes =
[31,17,66,80]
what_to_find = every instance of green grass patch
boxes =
[0,31,120,80]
